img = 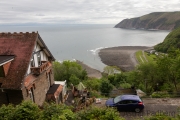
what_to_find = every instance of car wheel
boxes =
[135,108,141,113]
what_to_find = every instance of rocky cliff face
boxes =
[115,12,180,30]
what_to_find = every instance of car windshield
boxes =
[113,96,121,104]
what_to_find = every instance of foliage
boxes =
[144,114,177,120]
[103,66,121,75]
[0,101,126,120]
[154,27,180,53]
[151,91,170,98]
[13,101,40,120]
[83,78,101,91]
[0,104,15,120]
[108,73,127,88]
[40,102,75,120]
[76,106,124,120]
[120,83,131,89]
[100,78,113,96]
[126,49,180,94]
[53,61,87,86]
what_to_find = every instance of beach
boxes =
[78,46,151,78]
[99,46,151,71]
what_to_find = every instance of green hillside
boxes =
[115,12,180,30]
[154,27,180,52]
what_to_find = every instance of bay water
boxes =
[0,24,170,71]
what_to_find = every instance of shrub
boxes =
[0,104,15,120]
[76,106,124,120]
[13,101,41,120]
[145,114,177,120]
[40,102,75,120]
[151,91,170,98]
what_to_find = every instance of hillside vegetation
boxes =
[115,12,180,30]
[154,27,180,53]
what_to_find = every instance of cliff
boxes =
[154,27,180,53]
[115,12,180,30]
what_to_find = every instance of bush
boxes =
[0,104,15,120]
[151,91,170,98]
[145,114,177,120]
[13,101,41,120]
[40,102,75,120]
[120,83,131,89]
[76,106,124,120]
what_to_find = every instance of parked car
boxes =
[105,95,144,112]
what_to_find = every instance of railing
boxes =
[31,61,51,75]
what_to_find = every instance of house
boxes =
[0,32,62,106]
[46,80,67,103]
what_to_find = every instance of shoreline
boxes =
[98,46,152,72]
[77,46,152,78]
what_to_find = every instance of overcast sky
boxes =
[0,0,180,25]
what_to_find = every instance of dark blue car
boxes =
[105,95,144,112]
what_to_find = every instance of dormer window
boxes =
[0,55,15,77]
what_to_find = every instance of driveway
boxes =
[94,98,180,120]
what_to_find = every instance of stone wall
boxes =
[22,66,54,106]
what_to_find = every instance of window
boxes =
[31,56,35,67]
[29,88,35,102]
[37,52,41,66]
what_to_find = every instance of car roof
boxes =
[120,95,141,101]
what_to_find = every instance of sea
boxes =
[0,24,170,71]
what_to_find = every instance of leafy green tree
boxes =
[137,62,159,92]
[13,101,41,120]
[53,61,88,86]
[108,73,127,88]
[100,78,113,96]
[69,74,80,86]
[83,78,101,91]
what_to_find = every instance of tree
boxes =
[100,78,113,96]
[83,78,101,91]
[53,61,88,86]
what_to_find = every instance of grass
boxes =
[135,50,157,64]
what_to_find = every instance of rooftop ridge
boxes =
[0,32,37,38]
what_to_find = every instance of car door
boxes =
[116,100,128,111]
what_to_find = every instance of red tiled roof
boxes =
[0,32,37,89]
[24,74,37,89]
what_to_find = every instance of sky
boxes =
[0,0,180,25]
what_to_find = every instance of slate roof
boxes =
[0,32,55,89]
[0,55,15,65]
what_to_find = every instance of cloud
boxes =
[0,0,180,24]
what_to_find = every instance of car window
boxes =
[118,100,128,104]
[114,96,122,104]
[119,100,138,104]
